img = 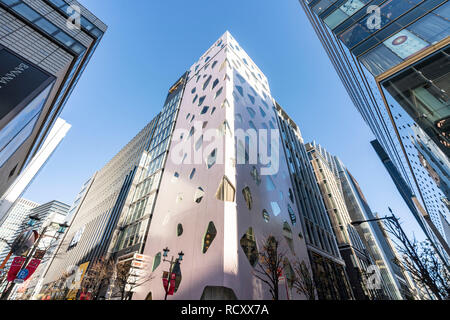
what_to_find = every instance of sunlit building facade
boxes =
[305,142,384,300]
[299,0,450,264]
[0,0,106,198]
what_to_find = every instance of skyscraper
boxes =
[0,118,71,223]
[305,142,383,300]
[299,0,450,263]
[0,0,106,197]
[41,32,358,300]
[0,198,39,270]
[335,155,416,300]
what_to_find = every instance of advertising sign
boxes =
[7,256,26,282]
[24,258,41,280]
[10,230,39,256]
[0,47,54,122]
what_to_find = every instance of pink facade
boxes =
[132,32,312,300]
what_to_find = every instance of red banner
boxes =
[167,273,176,296]
[24,258,41,280]
[7,257,26,282]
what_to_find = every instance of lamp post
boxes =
[162,247,184,300]
[0,220,68,300]
[351,210,436,299]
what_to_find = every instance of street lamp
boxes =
[162,247,184,300]
[0,221,69,300]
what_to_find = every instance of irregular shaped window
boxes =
[207,149,217,169]
[195,135,203,151]
[201,106,209,114]
[242,187,253,210]
[215,87,223,99]
[198,95,206,106]
[211,60,218,69]
[248,94,255,104]
[152,252,161,271]
[177,224,183,237]
[236,73,245,84]
[216,176,236,202]
[194,187,205,203]
[190,168,196,180]
[235,85,244,97]
[236,113,243,123]
[262,210,270,223]
[172,172,180,183]
[247,107,256,118]
[250,166,261,185]
[212,79,219,90]
[211,107,217,115]
[191,87,196,94]
[193,94,198,104]
[240,228,258,267]
[202,222,217,253]
[203,75,212,90]
[259,107,266,118]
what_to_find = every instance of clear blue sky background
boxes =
[23,0,425,240]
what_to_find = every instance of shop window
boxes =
[240,227,258,267]
[200,286,238,300]
[202,222,217,253]
[242,187,253,210]
[216,176,236,202]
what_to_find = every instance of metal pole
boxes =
[164,256,174,301]
[0,225,48,300]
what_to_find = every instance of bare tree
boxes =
[111,260,154,300]
[253,236,287,300]
[80,257,114,300]
[292,259,316,300]
[384,219,450,300]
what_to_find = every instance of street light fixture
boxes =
[162,247,183,300]
[0,221,70,300]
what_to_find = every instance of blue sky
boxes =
[23,0,425,240]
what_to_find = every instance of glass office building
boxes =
[0,0,106,198]
[299,0,450,264]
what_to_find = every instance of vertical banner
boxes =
[7,256,26,282]
[167,273,176,296]
[24,258,41,280]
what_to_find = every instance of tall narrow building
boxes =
[298,0,450,264]
[0,0,106,198]
[334,155,416,300]
[0,118,71,223]
[305,142,383,300]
